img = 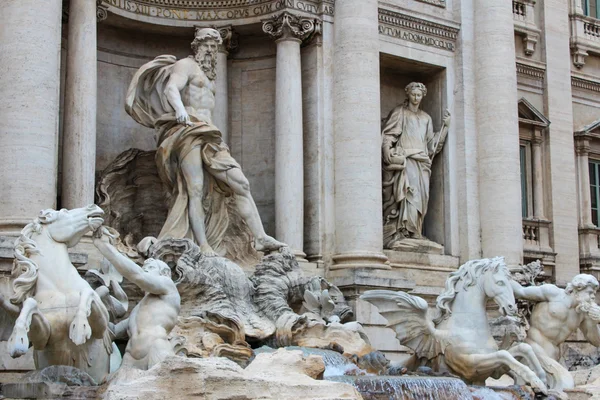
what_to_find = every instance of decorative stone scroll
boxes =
[216,25,239,54]
[262,12,319,42]
[97,0,109,21]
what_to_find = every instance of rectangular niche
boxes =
[379,54,449,250]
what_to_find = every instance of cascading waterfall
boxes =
[327,376,473,400]
[253,346,481,399]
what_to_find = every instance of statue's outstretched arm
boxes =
[511,281,559,302]
[580,317,600,347]
[93,237,170,296]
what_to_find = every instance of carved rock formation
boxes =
[102,352,362,400]
[96,148,260,266]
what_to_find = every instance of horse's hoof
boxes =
[8,323,29,357]
[530,377,548,395]
[69,314,92,345]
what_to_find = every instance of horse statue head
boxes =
[12,205,105,304]
[34,205,105,247]
[433,256,517,324]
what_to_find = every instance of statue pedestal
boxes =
[325,249,459,364]
[385,238,445,255]
[383,249,459,302]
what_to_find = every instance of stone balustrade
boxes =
[512,0,540,55]
[513,1,527,21]
[522,218,556,268]
[570,12,600,67]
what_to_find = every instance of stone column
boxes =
[542,0,580,284]
[62,0,100,209]
[576,138,593,228]
[331,0,389,269]
[531,131,546,220]
[263,13,316,260]
[0,0,63,235]
[475,0,523,266]
[214,26,235,145]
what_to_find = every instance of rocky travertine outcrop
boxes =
[102,350,362,400]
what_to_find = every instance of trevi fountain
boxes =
[3,1,600,399]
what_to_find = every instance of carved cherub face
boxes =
[408,88,424,107]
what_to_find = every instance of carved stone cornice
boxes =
[572,76,600,93]
[516,62,545,81]
[378,8,459,52]
[262,12,320,43]
[102,0,333,26]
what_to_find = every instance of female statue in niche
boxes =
[381,82,450,249]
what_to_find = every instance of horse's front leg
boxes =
[8,298,50,357]
[469,350,547,394]
[507,343,547,384]
[69,286,109,346]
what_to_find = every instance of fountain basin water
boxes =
[326,375,473,400]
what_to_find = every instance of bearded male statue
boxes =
[512,274,600,397]
[126,28,285,256]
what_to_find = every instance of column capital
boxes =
[64,0,108,23]
[262,12,320,43]
[216,25,239,55]
[575,137,591,155]
[97,0,108,22]
[532,128,544,145]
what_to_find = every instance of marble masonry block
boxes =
[384,249,459,302]
[326,267,415,302]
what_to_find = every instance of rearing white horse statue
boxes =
[361,257,548,394]
[2,205,112,382]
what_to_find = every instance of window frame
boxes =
[583,0,600,18]
[519,140,534,219]
[590,159,600,226]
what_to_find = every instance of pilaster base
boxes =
[330,251,390,270]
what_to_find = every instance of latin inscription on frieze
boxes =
[105,0,333,20]
[378,24,455,52]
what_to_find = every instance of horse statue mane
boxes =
[433,256,508,324]
[11,209,61,304]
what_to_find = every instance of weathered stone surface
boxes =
[102,352,362,400]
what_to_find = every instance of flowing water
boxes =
[254,346,526,399]
[327,375,473,400]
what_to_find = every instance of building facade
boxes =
[1,0,600,363]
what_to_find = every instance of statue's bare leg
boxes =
[181,147,218,256]
[507,343,547,384]
[210,168,286,252]
[8,297,50,357]
[70,286,110,345]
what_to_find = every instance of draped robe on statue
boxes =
[125,55,239,252]
[382,104,442,247]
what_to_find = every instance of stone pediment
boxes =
[575,118,600,139]
[518,97,550,128]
